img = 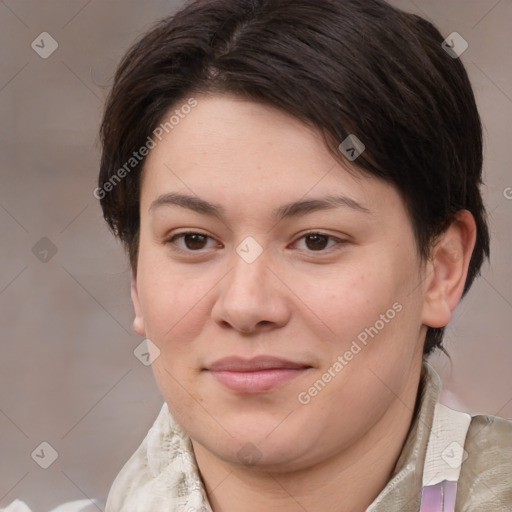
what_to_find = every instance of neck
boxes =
[193,362,423,512]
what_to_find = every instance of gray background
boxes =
[0,1,511,510]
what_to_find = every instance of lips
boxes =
[207,356,310,372]
[205,356,312,393]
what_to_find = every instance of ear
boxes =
[421,210,477,328]
[131,272,146,336]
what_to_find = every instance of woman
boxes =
[95,0,511,510]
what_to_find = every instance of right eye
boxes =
[166,231,220,252]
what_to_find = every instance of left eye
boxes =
[292,233,342,252]
[167,232,342,252]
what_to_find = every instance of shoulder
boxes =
[456,413,512,511]
[105,402,209,511]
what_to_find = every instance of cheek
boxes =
[296,261,396,341]
[298,252,421,374]
[138,257,214,339]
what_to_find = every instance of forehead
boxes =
[144,93,339,179]
[140,93,402,221]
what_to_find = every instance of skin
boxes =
[131,93,476,512]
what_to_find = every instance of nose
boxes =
[210,246,291,335]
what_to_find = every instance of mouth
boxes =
[204,356,313,394]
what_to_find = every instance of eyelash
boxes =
[165,231,346,254]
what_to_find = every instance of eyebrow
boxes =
[149,192,372,221]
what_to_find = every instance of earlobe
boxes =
[421,210,477,328]
[131,272,146,336]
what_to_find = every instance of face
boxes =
[132,93,429,472]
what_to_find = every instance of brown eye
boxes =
[304,234,330,251]
[183,233,208,250]
[292,232,345,253]
[168,232,215,251]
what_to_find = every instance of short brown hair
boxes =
[98,0,490,356]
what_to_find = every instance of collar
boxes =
[367,361,443,511]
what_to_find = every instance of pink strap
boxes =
[419,480,457,511]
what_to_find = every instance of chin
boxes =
[206,430,314,471]
[224,444,312,473]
